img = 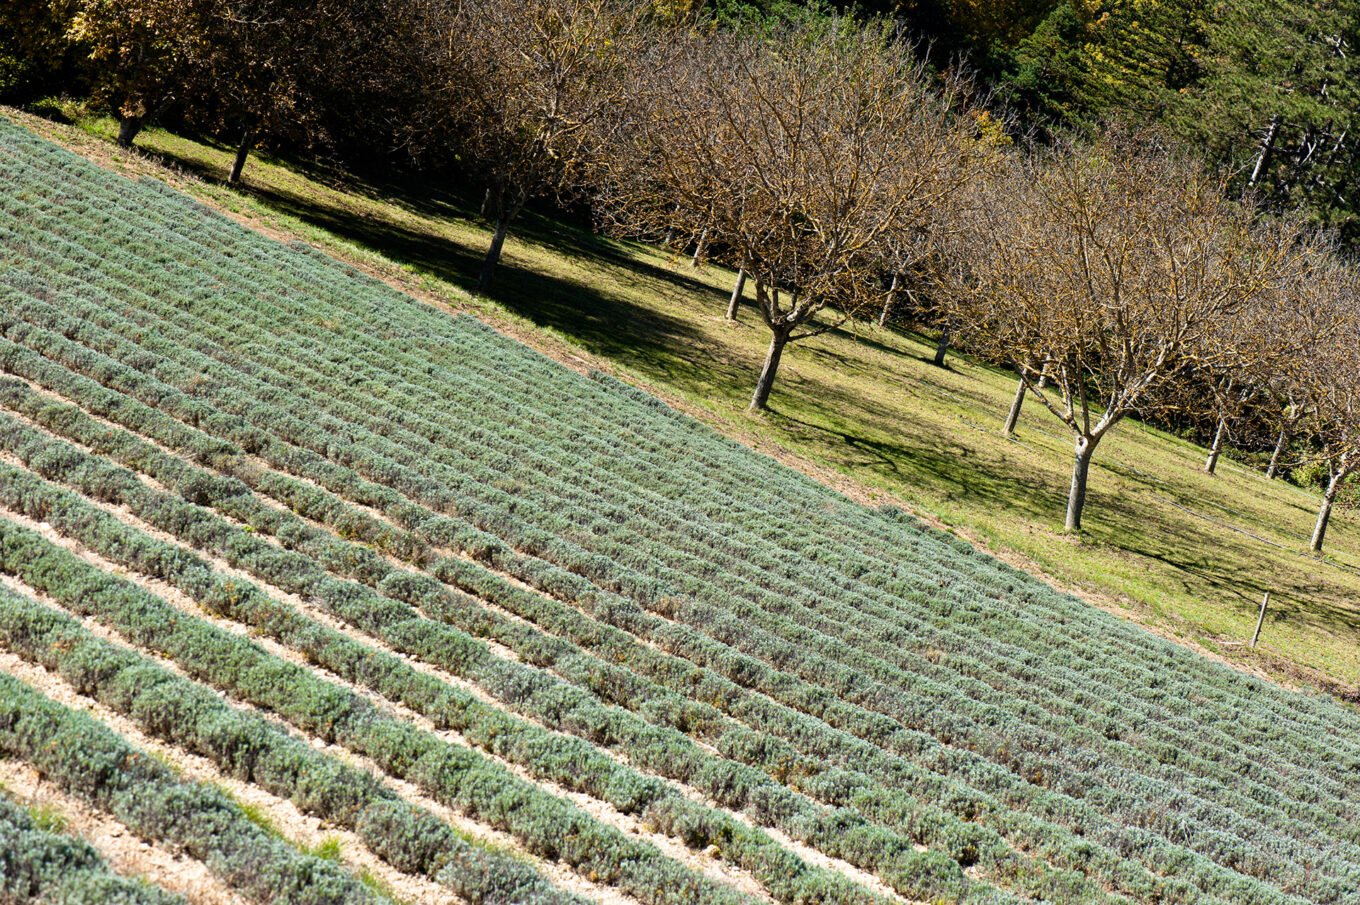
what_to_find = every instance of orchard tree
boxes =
[179,0,357,183]
[70,0,360,172]
[412,0,644,293]
[875,109,1009,331]
[941,128,1300,531]
[67,0,196,146]
[1186,229,1338,475]
[1264,400,1304,479]
[1287,262,1360,552]
[596,17,984,410]
[1182,236,1348,482]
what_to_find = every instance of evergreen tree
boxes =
[1175,0,1360,238]
[1002,0,1208,130]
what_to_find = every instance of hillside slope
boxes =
[14,108,1360,697]
[4,117,1360,903]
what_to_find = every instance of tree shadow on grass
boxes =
[764,388,1070,526]
[1102,491,1360,642]
[798,320,970,379]
[143,146,722,377]
[1097,456,1360,583]
[141,138,726,311]
[765,370,1360,642]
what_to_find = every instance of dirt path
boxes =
[0,634,455,905]
[0,756,251,905]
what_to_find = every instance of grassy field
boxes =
[15,108,1357,696]
[8,111,1360,904]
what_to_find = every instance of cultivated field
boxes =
[3,118,1360,904]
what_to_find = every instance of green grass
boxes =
[26,803,67,834]
[307,836,344,862]
[21,107,1360,696]
[358,869,402,904]
[210,784,284,840]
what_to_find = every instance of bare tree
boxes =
[876,273,899,327]
[726,269,747,321]
[1265,402,1303,479]
[1288,262,1360,552]
[876,220,934,330]
[412,0,643,294]
[1301,366,1360,552]
[595,17,983,410]
[1185,230,1337,476]
[1001,359,1037,435]
[940,128,1301,531]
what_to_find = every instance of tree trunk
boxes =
[228,129,253,184]
[1311,473,1343,553]
[480,185,495,219]
[691,229,708,267]
[1204,418,1227,475]
[1247,116,1280,189]
[1002,376,1026,435]
[749,329,789,411]
[661,203,680,248]
[933,328,950,368]
[477,213,512,294]
[726,269,746,320]
[1065,436,1098,532]
[878,274,900,327]
[1266,428,1287,479]
[116,115,143,148]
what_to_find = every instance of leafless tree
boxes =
[875,212,939,331]
[726,269,747,321]
[594,17,984,410]
[1286,261,1360,552]
[410,0,644,294]
[1186,229,1337,475]
[1265,400,1304,479]
[939,128,1302,531]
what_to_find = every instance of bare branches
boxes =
[1282,259,1360,549]
[594,16,986,409]
[61,2,1360,550]
[939,126,1306,529]
[409,0,646,291]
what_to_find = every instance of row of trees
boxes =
[940,133,1359,539]
[582,13,1360,547]
[593,20,988,408]
[7,0,1360,549]
[19,0,369,172]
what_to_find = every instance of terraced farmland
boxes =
[2,116,1360,905]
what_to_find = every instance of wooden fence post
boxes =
[1250,591,1270,648]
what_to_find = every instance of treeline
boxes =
[901,0,1360,243]
[4,0,1359,549]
